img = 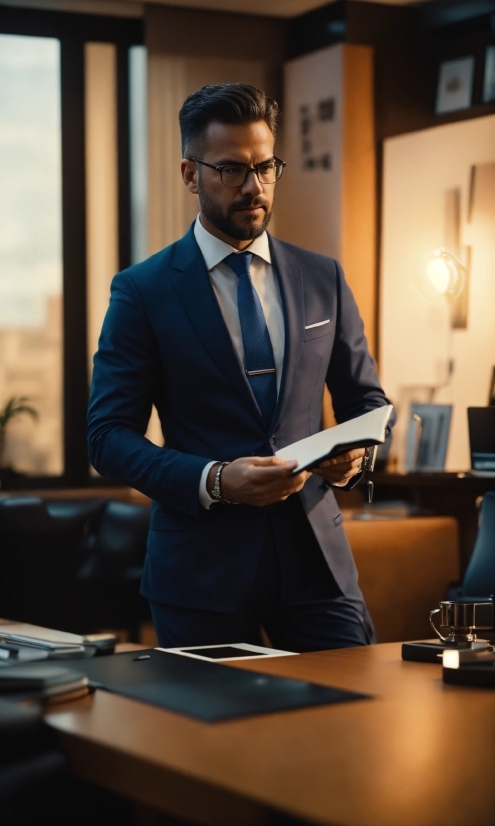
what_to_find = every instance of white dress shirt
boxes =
[194,216,285,508]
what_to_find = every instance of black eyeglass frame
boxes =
[189,156,286,187]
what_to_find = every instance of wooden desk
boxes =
[45,643,495,826]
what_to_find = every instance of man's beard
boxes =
[198,186,273,241]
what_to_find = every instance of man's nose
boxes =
[241,169,264,197]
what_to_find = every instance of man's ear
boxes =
[181,159,199,194]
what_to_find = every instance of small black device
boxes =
[443,659,495,687]
[402,639,490,664]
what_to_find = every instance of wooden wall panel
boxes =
[341,44,376,355]
[148,53,265,254]
[145,3,286,256]
[84,42,119,369]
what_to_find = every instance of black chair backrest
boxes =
[94,501,151,575]
[0,497,106,624]
[462,492,495,598]
[0,497,51,533]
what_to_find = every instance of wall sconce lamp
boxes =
[414,247,467,394]
[415,248,466,306]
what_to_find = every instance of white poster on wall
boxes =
[277,45,344,259]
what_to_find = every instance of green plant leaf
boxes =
[0,396,39,428]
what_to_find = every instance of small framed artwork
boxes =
[482,46,495,103]
[405,403,453,472]
[488,365,495,406]
[435,56,475,115]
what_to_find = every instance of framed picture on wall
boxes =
[488,365,495,405]
[405,404,453,472]
[435,56,475,115]
[483,46,495,103]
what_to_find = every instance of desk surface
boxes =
[373,471,495,486]
[45,643,495,826]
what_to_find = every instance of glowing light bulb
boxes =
[415,248,465,305]
[426,255,451,295]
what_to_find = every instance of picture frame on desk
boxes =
[405,403,452,472]
[435,56,475,115]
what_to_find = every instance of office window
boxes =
[0,33,63,475]
[0,7,143,488]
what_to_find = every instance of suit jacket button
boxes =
[269,436,275,445]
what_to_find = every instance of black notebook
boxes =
[68,649,370,722]
[0,663,88,699]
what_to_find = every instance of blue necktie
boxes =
[224,251,277,427]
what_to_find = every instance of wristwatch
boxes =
[210,461,236,504]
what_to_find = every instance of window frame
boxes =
[0,5,143,489]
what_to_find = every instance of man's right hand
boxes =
[207,456,310,507]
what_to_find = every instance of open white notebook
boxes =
[276,405,394,474]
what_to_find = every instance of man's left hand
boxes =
[311,448,366,486]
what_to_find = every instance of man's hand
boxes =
[311,448,365,486]
[208,456,310,507]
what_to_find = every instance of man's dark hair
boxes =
[179,83,279,157]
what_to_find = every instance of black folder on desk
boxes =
[66,649,369,722]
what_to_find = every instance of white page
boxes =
[275,405,393,473]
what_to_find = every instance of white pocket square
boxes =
[305,319,330,330]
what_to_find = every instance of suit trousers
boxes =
[150,495,375,652]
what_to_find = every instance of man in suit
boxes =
[88,83,393,651]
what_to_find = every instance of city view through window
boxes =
[0,33,63,476]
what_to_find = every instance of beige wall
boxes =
[380,115,495,471]
[276,44,377,354]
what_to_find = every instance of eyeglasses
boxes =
[189,156,286,187]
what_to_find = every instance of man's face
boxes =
[182,120,276,248]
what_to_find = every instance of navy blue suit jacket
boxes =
[88,226,393,612]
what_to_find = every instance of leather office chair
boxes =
[0,697,68,826]
[443,493,495,642]
[77,500,151,641]
[0,497,150,641]
[0,698,134,825]
[461,491,495,599]
[0,497,105,630]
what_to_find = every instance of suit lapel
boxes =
[172,228,262,419]
[269,236,305,432]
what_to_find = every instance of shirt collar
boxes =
[194,215,271,271]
